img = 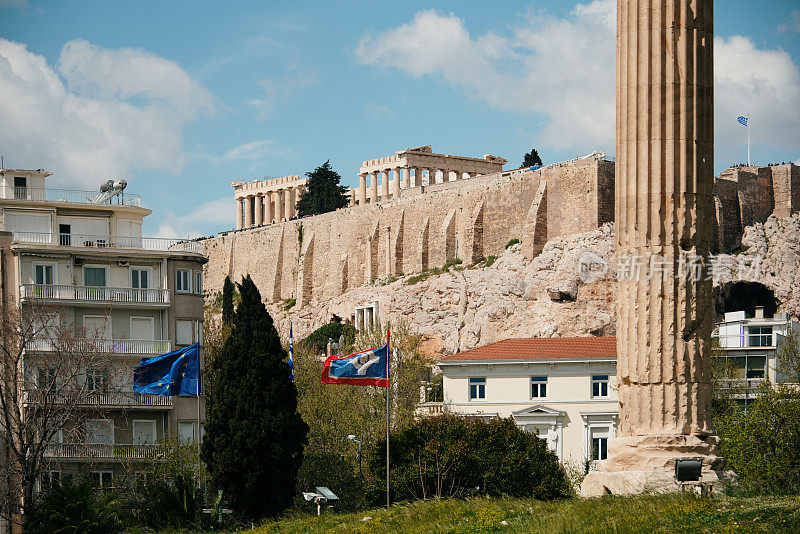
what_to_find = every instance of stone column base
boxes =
[580,434,737,497]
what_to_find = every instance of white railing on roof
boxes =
[20,284,171,304]
[26,338,171,355]
[44,443,160,460]
[1,186,141,207]
[11,232,201,253]
[26,390,172,408]
[712,333,777,349]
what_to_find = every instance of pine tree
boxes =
[201,276,308,519]
[221,275,234,323]
[522,148,543,168]
[295,160,349,217]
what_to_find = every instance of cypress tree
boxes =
[201,276,308,519]
[221,275,234,323]
[295,160,349,217]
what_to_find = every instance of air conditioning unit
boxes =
[118,260,129,267]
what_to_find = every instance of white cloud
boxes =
[355,2,800,167]
[778,10,800,34]
[212,140,294,164]
[248,62,316,121]
[355,2,616,152]
[0,38,213,188]
[155,196,230,239]
[715,35,800,166]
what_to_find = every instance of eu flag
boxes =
[134,344,200,396]
[321,344,389,387]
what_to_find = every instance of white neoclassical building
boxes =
[426,337,619,466]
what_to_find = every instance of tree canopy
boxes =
[201,276,308,520]
[522,148,543,168]
[295,160,349,217]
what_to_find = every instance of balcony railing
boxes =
[27,338,171,355]
[20,284,170,305]
[712,333,777,349]
[45,443,161,460]
[1,186,141,207]
[12,232,201,254]
[415,402,446,417]
[26,390,173,408]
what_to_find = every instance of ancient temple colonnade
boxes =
[232,175,308,230]
[354,145,507,205]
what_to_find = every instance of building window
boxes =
[748,326,773,347]
[177,320,193,345]
[592,375,609,398]
[355,303,379,331]
[591,436,608,461]
[34,263,55,285]
[40,471,61,490]
[89,471,113,488]
[86,419,113,445]
[176,269,191,293]
[38,368,57,391]
[86,369,108,393]
[59,223,71,246]
[131,267,149,289]
[194,271,203,294]
[83,266,107,287]
[178,421,196,442]
[83,315,111,339]
[469,377,486,400]
[133,420,156,445]
[530,376,547,398]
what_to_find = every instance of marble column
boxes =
[254,194,262,226]
[358,173,367,205]
[380,170,390,200]
[236,197,243,230]
[392,168,401,199]
[582,0,726,496]
[266,192,274,223]
[272,191,281,222]
[284,188,293,220]
[401,167,410,189]
[244,195,253,228]
[370,172,378,203]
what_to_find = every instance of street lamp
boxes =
[347,434,363,478]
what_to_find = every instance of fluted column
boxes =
[283,188,292,220]
[370,172,378,203]
[266,192,274,223]
[392,168,401,199]
[272,191,281,222]
[254,194,262,226]
[358,173,367,205]
[401,167,410,189]
[380,170,389,200]
[243,195,253,228]
[236,197,243,230]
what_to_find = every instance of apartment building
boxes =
[0,168,206,488]
[713,306,800,398]
[423,337,618,466]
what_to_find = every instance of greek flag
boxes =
[737,115,749,126]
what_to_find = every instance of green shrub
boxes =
[505,238,521,249]
[301,322,357,353]
[485,255,497,267]
[368,416,569,504]
[26,476,121,534]
[283,298,297,310]
[717,383,800,495]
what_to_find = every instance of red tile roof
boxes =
[439,337,617,362]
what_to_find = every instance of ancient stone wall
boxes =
[202,157,614,306]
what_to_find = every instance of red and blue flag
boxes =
[321,344,389,387]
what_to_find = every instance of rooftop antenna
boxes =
[1,156,4,169]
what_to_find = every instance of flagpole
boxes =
[747,114,751,166]
[385,322,390,510]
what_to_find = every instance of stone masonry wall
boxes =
[202,158,613,306]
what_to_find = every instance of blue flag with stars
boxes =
[133,344,199,396]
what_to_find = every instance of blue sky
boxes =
[1,0,799,237]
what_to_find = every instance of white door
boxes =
[130,317,154,340]
[133,420,156,445]
[86,419,113,444]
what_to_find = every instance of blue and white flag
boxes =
[321,344,389,387]
[133,344,199,397]
[737,115,749,126]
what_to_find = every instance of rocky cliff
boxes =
[264,214,800,357]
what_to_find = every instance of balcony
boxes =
[712,333,777,349]
[415,402,446,418]
[27,338,172,355]
[12,232,201,254]
[20,284,171,307]
[1,185,141,207]
[44,443,161,460]
[26,390,172,409]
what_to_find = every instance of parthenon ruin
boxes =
[354,145,507,204]
[233,175,308,230]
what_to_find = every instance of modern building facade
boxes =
[424,337,619,466]
[713,306,800,395]
[0,168,206,489]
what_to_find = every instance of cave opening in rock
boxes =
[713,281,777,318]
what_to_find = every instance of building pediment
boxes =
[512,405,564,417]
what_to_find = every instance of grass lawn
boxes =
[237,494,800,533]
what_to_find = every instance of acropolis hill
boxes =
[201,146,799,344]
